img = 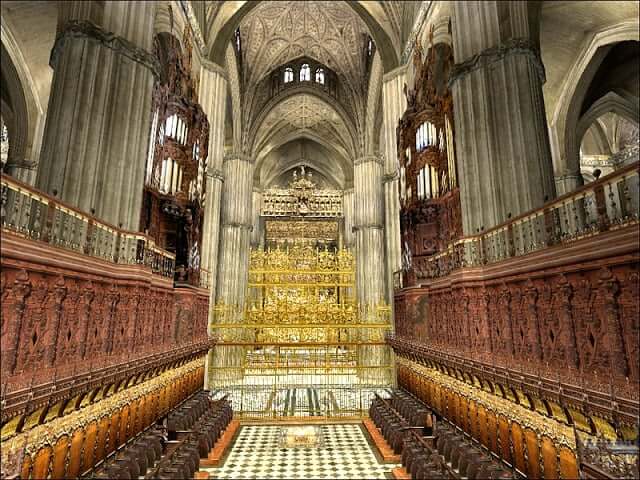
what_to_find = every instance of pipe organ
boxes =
[141,28,209,287]
[397,35,462,287]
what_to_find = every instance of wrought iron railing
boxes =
[1,174,175,277]
[412,162,639,279]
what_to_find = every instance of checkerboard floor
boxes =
[201,423,400,479]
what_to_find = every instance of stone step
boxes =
[392,466,412,479]
[363,418,402,463]
[200,420,241,467]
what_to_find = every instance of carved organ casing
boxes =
[140,30,209,286]
[397,39,462,287]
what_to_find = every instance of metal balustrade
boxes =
[1,174,175,278]
[411,162,639,279]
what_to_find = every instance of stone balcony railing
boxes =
[406,162,639,280]
[1,174,175,278]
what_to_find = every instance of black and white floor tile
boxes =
[202,424,400,479]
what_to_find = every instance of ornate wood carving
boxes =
[397,32,462,287]
[394,259,640,404]
[0,231,211,429]
[141,29,210,287]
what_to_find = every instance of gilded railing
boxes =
[412,162,639,279]
[1,174,175,277]
[209,244,393,418]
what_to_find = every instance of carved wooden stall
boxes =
[396,359,581,479]
[397,34,462,288]
[141,28,209,287]
[2,361,205,479]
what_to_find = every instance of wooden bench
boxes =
[363,418,402,463]
[200,420,241,467]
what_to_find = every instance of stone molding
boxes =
[50,20,160,77]
[382,64,408,83]
[354,155,383,167]
[207,168,225,182]
[353,223,384,231]
[201,58,229,81]
[383,171,399,184]
[222,221,253,231]
[223,152,254,165]
[448,38,546,87]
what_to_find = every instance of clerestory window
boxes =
[284,67,294,83]
[300,63,310,81]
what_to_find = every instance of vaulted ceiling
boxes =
[252,93,355,161]
[238,1,369,95]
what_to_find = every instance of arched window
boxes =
[235,28,241,52]
[367,38,373,56]
[300,63,310,81]
[0,122,8,171]
[284,67,294,83]
[315,68,325,84]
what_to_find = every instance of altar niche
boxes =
[210,242,393,419]
[208,165,393,419]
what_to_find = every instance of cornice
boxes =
[179,0,206,53]
[401,1,433,64]
[353,223,384,231]
[50,21,160,78]
[449,38,546,87]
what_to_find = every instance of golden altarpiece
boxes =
[209,167,394,419]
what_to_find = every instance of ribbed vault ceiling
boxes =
[252,93,354,161]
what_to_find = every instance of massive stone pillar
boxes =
[381,65,407,298]
[354,155,386,306]
[354,154,390,385]
[36,2,158,230]
[450,1,556,235]
[197,61,227,391]
[199,61,227,297]
[209,152,254,387]
[250,187,263,248]
[342,187,355,249]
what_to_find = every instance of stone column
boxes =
[36,2,158,230]
[250,187,263,248]
[354,155,386,306]
[354,154,390,386]
[450,0,556,235]
[382,65,407,299]
[197,61,227,390]
[555,174,584,196]
[209,152,254,387]
[342,187,355,249]
[198,61,227,295]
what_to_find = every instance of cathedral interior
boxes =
[0,1,639,479]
